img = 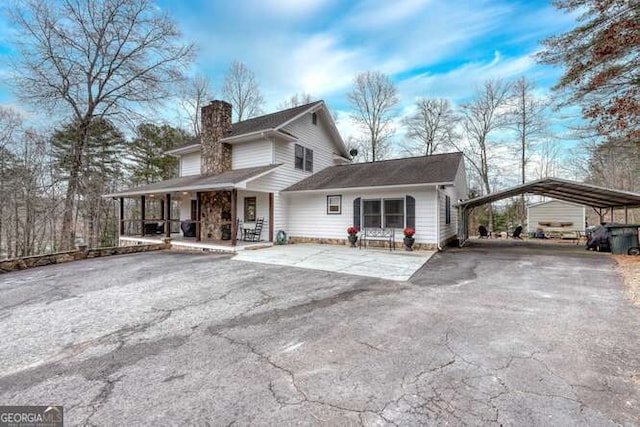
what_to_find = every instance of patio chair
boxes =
[243,217,264,242]
[181,221,196,238]
[512,225,523,240]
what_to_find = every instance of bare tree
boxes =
[347,71,399,162]
[402,98,458,156]
[510,77,548,185]
[0,107,23,258]
[179,75,213,137]
[534,139,561,180]
[221,61,264,122]
[9,0,193,250]
[277,93,314,110]
[451,79,511,229]
[509,77,548,225]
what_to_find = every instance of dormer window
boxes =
[312,112,318,125]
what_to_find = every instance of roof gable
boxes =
[284,152,464,192]
[166,100,348,157]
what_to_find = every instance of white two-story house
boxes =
[106,100,467,251]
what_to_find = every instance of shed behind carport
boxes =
[456,178,640,246]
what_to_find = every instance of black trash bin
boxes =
[220,224,231,240]
[607,225,640,255]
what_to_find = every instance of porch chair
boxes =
[243,217,264,242]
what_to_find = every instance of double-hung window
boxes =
[362,198,405,229]
[384,199,404,228]
[244,197,257,222]
[294,144,313,172]
[363,200,382,228]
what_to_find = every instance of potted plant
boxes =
[347,226,359,248]
[403,227,416,251]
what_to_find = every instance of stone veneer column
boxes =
[199,100,233,240]
[201,100,232,176]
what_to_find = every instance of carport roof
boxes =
[456,177,640,210]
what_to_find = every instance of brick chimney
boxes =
[201,100,232,176]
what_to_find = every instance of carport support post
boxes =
[119,197,124,236]
[231,189,237,247]
[140,195,146,236]
[165,193,171,238]
[625,207,628,224]
[611,208,614,223]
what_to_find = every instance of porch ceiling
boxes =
[103,164,281,198]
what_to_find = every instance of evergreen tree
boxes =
[129,123,187,185]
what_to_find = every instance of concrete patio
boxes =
[232,243,435,281]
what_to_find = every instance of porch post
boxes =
[196,192,202,242]
[231,189,237,246]
[165,193,171,238]
[119,197,124,236]
[140,195,146,236]
[625,206,628,224]
[269,192,274,242]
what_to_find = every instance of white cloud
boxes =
[397,50,540,103]
[345,0,432,29]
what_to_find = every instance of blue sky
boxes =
[151,0,576,110]
[0,0,578,147]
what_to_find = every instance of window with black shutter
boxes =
[445,195,451,225]
[353,197,361,230]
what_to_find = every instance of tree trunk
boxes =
[60,121,89,250]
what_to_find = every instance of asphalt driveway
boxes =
[0,241,639,425]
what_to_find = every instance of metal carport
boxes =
[455,177,640,245]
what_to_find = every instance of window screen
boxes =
[384,199,404,228]
[294,144,304,170]
[304,148,313,172]
[363,200,382,228]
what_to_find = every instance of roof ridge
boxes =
[232,100,323,127]
[340,151,463,166]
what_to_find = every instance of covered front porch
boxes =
[104,166,280,250]
[119,234,272,253]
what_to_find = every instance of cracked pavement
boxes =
[0,240,639,425]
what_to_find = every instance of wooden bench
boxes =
[359,228,395,251]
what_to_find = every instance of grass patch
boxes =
[615,255,640,306]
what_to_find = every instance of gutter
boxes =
[283,182,454,194]
[435,186,442,251]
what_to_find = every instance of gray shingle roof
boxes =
[104,164,281,197]
[170,101,323,151]
[283,152,464,192]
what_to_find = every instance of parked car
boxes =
[586,225,610,252]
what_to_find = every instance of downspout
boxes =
[435,187,442,251]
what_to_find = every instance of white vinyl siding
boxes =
[527,200,586,233]
[232,139,273,169]
[438,161,467,244]
[283,188,438,244]
[237,190,270,240]
[180,152,201,176]
[244,111,343,235]
[179,197,192,221]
